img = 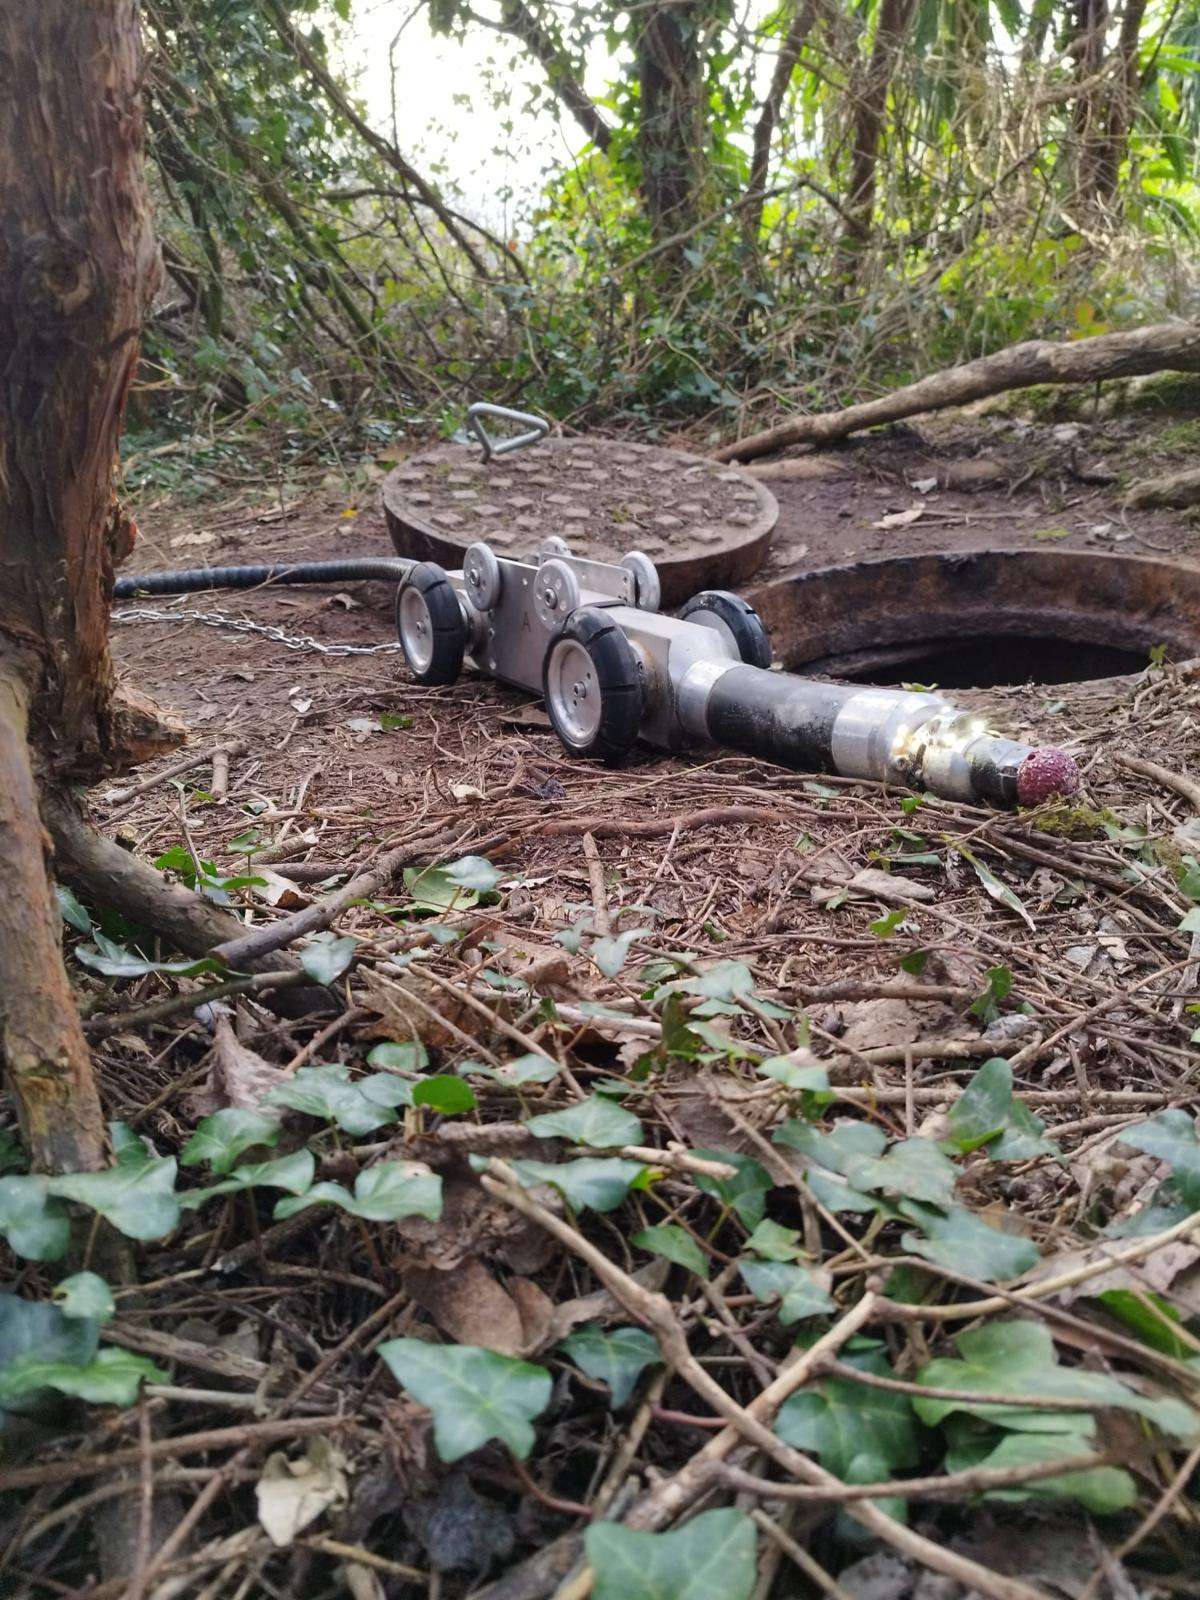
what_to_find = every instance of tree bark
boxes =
[0,0,160,1170]
[635,4,709,241]
[1092,0,1149,208]
[745,0,821,240]
[492,0,613,153]
[714,320,1200,461]
[838,0,918,260]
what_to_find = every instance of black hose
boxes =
[113,558,413,599]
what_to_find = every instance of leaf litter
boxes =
[10,539,1200,1599]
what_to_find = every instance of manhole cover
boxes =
[382,438,778,607]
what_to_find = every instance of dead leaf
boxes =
[253,870,308,909]
[256,1438,348,1547]
[872,506,924,530]
[845,867,935,905]
[188,1016,288,1115]
[452,783,486,803]
[911,476,938,494]
[403,1260,526,1355]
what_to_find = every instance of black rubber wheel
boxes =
[542,607,645,765]
[396,562,467,685]
[678,590,772,669]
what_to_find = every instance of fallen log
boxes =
[714,320,1200,463]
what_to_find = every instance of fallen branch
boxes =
[1115,752,1200,814]
[102,738,247,821]
[714,321,1200,463]
[720,1449,1109,1504]
[84,969,303,1039]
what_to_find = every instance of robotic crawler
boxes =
[395,538,1079,809]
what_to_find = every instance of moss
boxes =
[1158,419,1200,452]
[1030,804,1123,838]
[1123,372,1200,418]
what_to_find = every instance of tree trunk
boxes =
[1069,0,1112,212]
[0,0,159,1170]
[635,4,709,242]
[745,0,822,241]
[838,0,918,262]
[1092,0,1149,208]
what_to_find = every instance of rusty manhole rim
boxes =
[747,548,1200,687]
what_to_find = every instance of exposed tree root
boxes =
[714,320,1200,462]
[1124,465,1200,508]
[0,666,109,1172]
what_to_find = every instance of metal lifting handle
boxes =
[466,403,551,464]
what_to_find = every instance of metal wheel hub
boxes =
[547,638,602,746]
[398,584,434,673]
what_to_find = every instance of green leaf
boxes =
[526,1095,642,1149]
[265,1063,399,1134]
[1121,1110,1200,1206]
[850,1138,959,1207]
[899,1201,1039,1281]
[945,1426,1136,1515]
[559,1325,662,1407]
[53,1273,115,1324]
[691,1150,771,1229]
[299,934,357,984]
[445,855,502,892]
[944,1059,1058,1161]
[75,932,222,979]
[777,1341,919,1483]
[740,1259,834,1324]
[180,1149,316,1209]
[0,1127,24,1176]
[744,1218,803,1261]
[586,1509,756,1600]
[633,1224,709,1277]
[462,1053,560,1086]
[367,1040,429,1072]
[0,1176,70,1261]
[756,1056,832,1112]
[869,909,908,938]
[915,1322,1198,1440]
[0,1293,97,1374]
[592,928,651,977]
[506,1157,646,1213]
[404,864,481,912]
[273,1161,441,1223]
[412,1076,478,1115]
[0,1348,167,1409]
[677,961,756,1002]
[180,1109,282,1174]
[49,1155,179,1242]
[954,848,1033,929]
[55,883,92,933]
[378,1338,551,1461]
[774,1121,893,1215]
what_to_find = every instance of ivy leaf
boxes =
[774,1121,892,1215]
[445,855,502,893]
[273,1161,442,1223]
[1121,1110,1200,1205]
[0,1293,97,1374]
[265,1064,399,1134]
[180,1149,316,1210]
[850,1138,959,1207]
[944,1059,1058,1160]
[558,1325,662,1407]
[367,1040,429,1072]
[299,934,357,985]
[0,1348,167,1409]
[412,1076,478,1115]
[740,1259,834,1324]
[55,883,92,933]
[49,1155,180,1242]
[526,1095,642,1149]
[463,1053,560,1086]
[943,1423,1136,1514]
[405,863,482,912]
[592,928,651,978]
[744,1219,804,1261]
[75,932,223,979]
[586,1509,757,1600]
[633,1224,709,1278]
[899,1201,1039,1281]
[757,1056,833,1113]
[691,1150,771,1229]
[915,1321,1198,1439]
[777,1340,919,1488]
[506,1157,646,1213]
[378,1338,551,1462]
[954,846,1034,929]
[180,1109,282,1174]
[0,1127,24,1176]
[676,961,756,1002]
[53,1273,115,1324]
[0,1176,70,1261]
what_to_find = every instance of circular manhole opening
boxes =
[748,549,1200,690]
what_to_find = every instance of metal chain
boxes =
[112,606,403,657]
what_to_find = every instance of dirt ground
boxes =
[23,403,1199,1599]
